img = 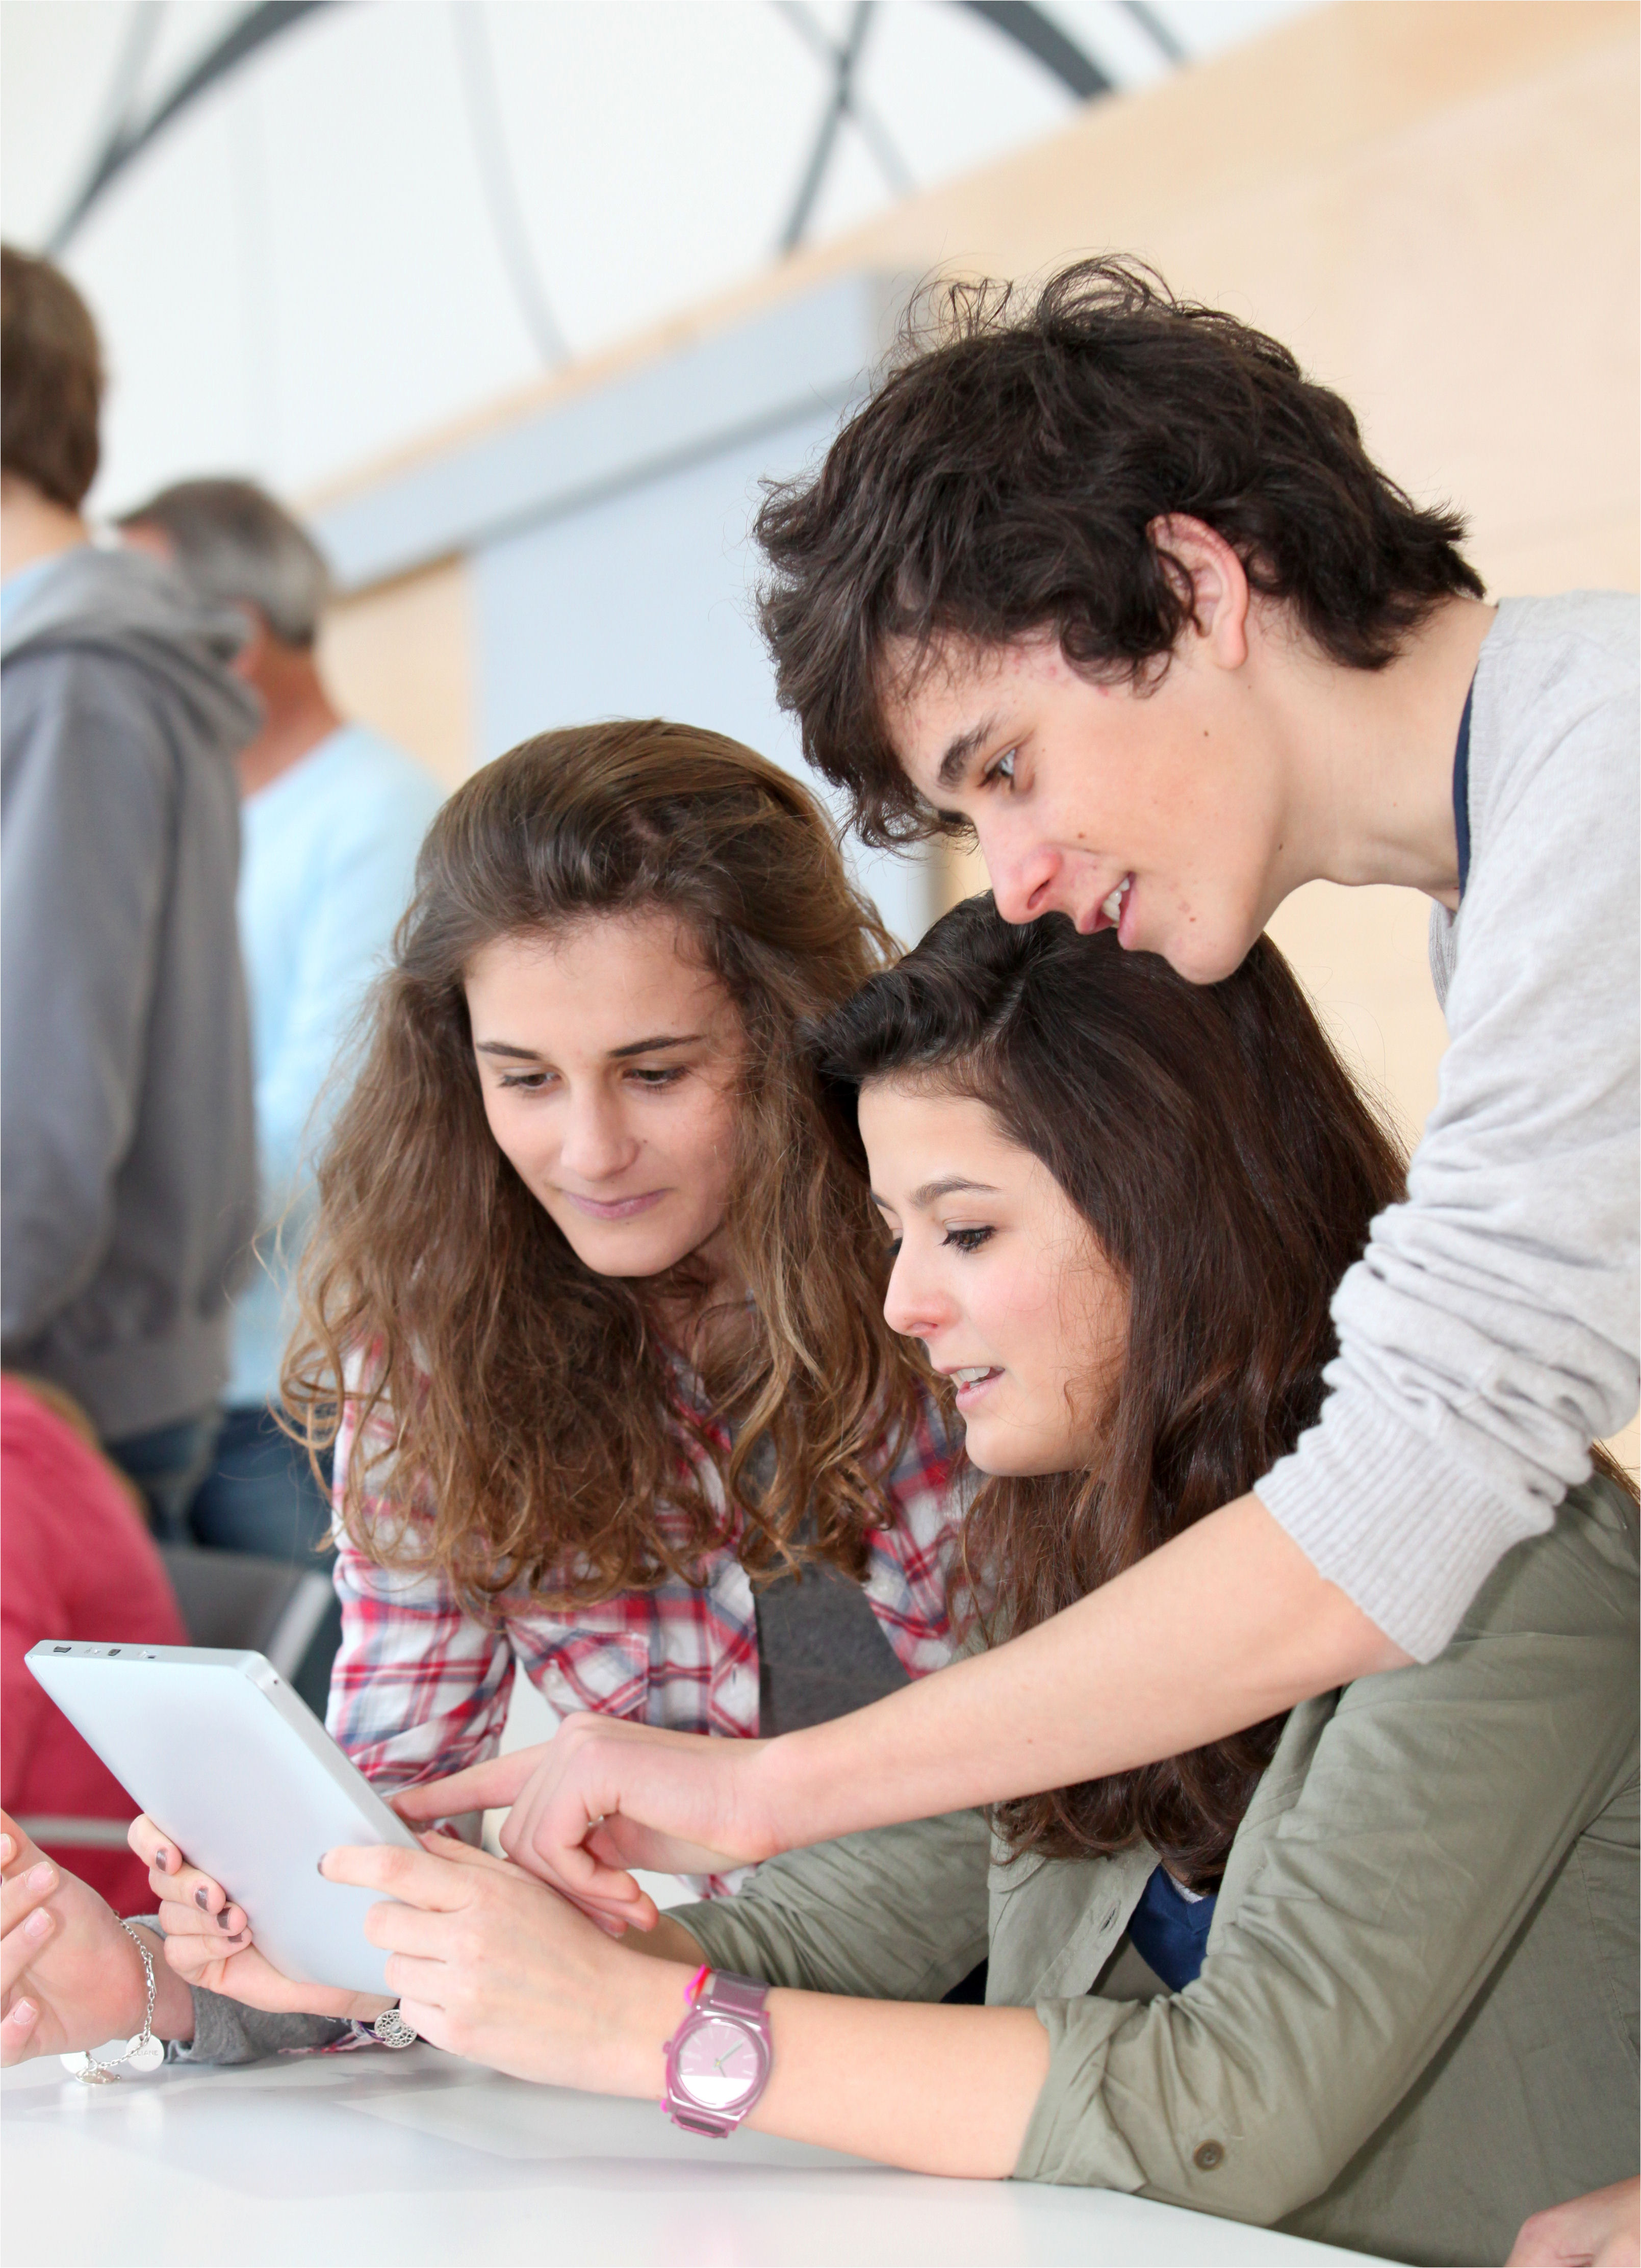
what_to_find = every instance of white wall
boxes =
[313,269,942,945]
[472,409,935,947]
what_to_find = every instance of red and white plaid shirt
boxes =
[325,1369,967,1836]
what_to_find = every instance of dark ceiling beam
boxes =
[48,1,339,254]
[779,0,878,257]
[955,2,1112,100]
[45,0,1135,264]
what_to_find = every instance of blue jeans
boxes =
[104,1413,221,1541]
[188,1403,332,1560]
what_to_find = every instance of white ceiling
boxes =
[2,0,1320,514]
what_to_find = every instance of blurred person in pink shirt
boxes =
[0,1375,185,1914]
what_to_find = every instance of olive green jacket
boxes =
[676,1476,1638,2266]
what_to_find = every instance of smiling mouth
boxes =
[945,1365,1002,1406]
[1090,874,1133,934]
[559,1189,669,1221]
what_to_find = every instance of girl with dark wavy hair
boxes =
[114,894,1632,2267]
[260,721,964,1842]
[823,899,1409,1885]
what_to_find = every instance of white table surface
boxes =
[4,2044,1388,2268]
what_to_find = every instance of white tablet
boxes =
[25,1640,420,1996]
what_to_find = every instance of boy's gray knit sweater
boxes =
[1,548,260,1437]
[1259,594,1639,1660]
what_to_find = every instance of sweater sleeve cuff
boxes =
[171,1987,351,2066]
[1257,1388,1547,1663]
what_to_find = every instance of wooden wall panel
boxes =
[316,555,476,789]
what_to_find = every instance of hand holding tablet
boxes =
[25,1642,420,1997]
[129,1817,376,2021]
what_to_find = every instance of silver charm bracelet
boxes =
[62,1918,165,2084]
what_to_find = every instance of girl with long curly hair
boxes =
[275,720,964,1848]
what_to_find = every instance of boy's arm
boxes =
[474,1494,1401,1906]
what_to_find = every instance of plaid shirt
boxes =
[326,1370,967,1836]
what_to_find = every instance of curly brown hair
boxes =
[757,257,1484,848]
[810,897,1409,1884]
[283,721,928,1607]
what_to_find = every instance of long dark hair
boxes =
[757,257,1484,847]
[811,897,1408,1881]
[284,722,926,1606]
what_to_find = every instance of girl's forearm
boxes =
[753,1493,1404,1852]
[605,1945,1049,2178]
[751,1992,1049,2175]
[322,1838,1045,2176]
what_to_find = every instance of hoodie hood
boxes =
[1,543,261,758]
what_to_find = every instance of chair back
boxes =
[157,1544,336,1684]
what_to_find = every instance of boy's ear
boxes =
[1146,515,1251,669]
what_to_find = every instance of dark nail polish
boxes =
[195,1885,209,1909]
[153,1848,170,1869]
[217,1908,235,1929]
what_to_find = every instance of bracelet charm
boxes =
[371,2005,418,2049]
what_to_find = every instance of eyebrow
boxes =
[936,713,1001,793]
[873,1175,1002,1211]
[473,1032,706,1062]
[610,1031,706,1059]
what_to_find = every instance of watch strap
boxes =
[700,1971,768,2021]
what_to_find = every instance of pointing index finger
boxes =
[391,1754,531,1820]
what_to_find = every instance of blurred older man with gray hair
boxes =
[119,480,442,1709]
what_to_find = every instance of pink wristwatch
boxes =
[661,1965,773,2139]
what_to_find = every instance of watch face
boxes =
[676,2016,764,2111]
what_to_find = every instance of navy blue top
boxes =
[1453,681,1475,898]
[1124,1864,1219,1991]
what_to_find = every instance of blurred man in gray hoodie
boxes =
[1,245,259,1532]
